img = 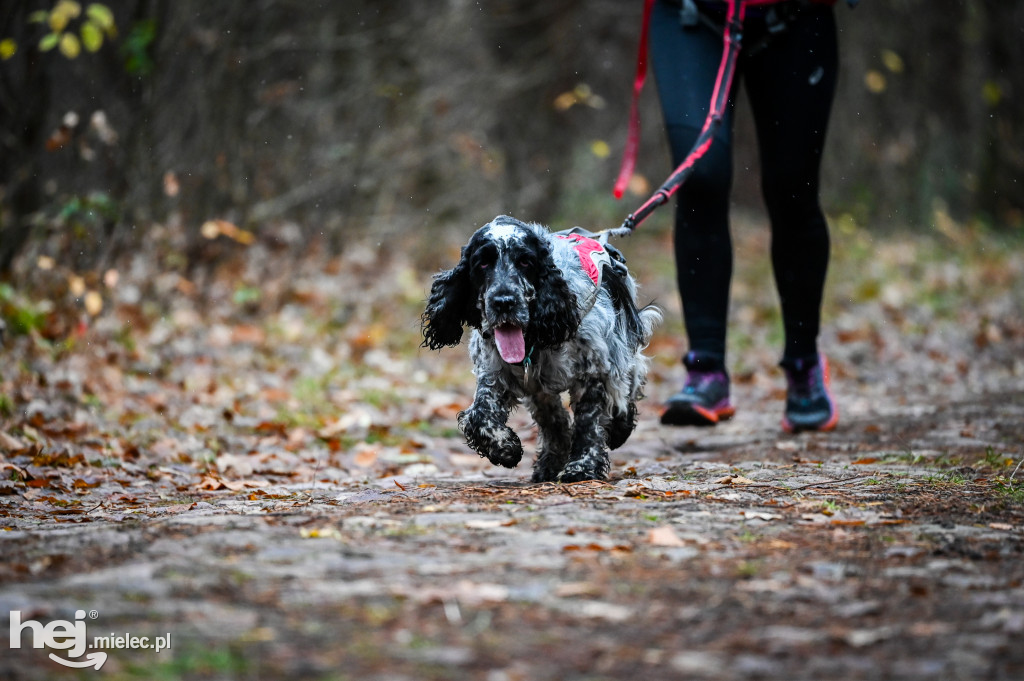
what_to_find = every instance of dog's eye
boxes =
[474,251,496,271]
[518,257,534,269]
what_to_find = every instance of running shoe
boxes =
[661,352,735,426]
[781,353,839,433]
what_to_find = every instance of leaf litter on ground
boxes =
[1,218,1024,678]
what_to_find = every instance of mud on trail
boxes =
[2,223,1024,679]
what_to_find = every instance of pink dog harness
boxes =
[556,233,611,288]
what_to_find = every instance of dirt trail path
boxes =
[2,225,1023,679]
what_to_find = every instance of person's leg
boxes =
[650,0,738,425]
[743,5,838,363]
[650,0,736,366]
[743,5,839,431]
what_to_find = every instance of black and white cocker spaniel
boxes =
[422,216,661,482]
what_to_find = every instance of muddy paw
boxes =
[479,428,523,469]
[531,464,560,483]
[557,460,606,483]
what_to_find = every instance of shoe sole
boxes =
[661,402,735,427]
[781,354,839,434]
[781,407,839,434]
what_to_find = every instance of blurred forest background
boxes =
[1,0,1022,277]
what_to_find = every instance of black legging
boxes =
[650,0,838,365]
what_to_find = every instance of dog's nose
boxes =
[488,291,518,315]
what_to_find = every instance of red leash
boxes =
[611,0,747,236]
[613,0,657,202]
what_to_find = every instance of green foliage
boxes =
[122,18,156,76]
[736,530,760,543]
[821,500,842,514]
[736,559,763,578]
[0,283,48,336]
[29,2,117,59]
[979,446,1015,470]
[124,643,252,680]
[232,286,262,308]
[994,477,1024,504]
[55,192,120,241]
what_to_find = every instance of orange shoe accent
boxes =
[691,403,735,424]
[696,403,737,419]
[781,355,838,433]
[660,402,735,427]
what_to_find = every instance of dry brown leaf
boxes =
[0,431,26,452]
[103,268,119,288]
[318,409,373,438]
[216,453,254,478]
[231,324,266,344]
[221,478,271,491]
[353,443,378,467]
[715,475,756,485]
[647,525,687,547]
[196,475,225,491]
[84,290,103,315]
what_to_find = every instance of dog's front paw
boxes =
[606,403,638,450]
[531,462,560,483]
[460,411,523,469]
[557,458,608,483]
[481,427,523,468]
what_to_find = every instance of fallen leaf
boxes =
[715,475,756,485]
[352,444,379,468]
[564,600,633,622]
[221,478,271,491]
[216,454,255,478]
[743,511,780,521]
[197,475,225,491]
[231,324,266,344]
[201,220,224,239]
[647,525,687,547]
[163,171,180,197]
[72,478,101,489]
[318,409,374,438]
[0,431,26,451]
[465,519,506,530]
[300,527,342,539]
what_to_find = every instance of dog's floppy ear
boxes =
[421,243,482,350]
[530,238,581,348]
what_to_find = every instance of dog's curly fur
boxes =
[422,216,661,482]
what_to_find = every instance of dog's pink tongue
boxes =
[494,325,526,364]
